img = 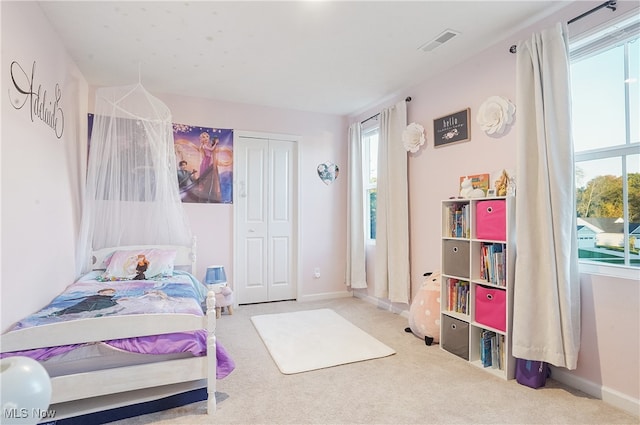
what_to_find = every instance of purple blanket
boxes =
[1,272,235,379]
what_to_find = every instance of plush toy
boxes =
[470,188,486,198]
[495,169,510,196]
[405,271,441,346]
[214,286,234,319]
[459,177,473,198]
[461,176,487,198]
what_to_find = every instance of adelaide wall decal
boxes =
[8,60,65,139]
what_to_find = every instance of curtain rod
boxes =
[361,96,412,125]
[508,0,617,53]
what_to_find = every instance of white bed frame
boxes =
[0,240,218,420]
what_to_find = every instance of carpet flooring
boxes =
[108,296,639,424]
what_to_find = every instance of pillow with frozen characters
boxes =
[100,248,177,281]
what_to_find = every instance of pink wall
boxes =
[578,274,639,401]
[405,40,518,294]
[351,0,639,413]
[1,2,88,331]
[140,93,350,301]
[353,16,519,306]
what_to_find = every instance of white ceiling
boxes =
[37,1,572,116]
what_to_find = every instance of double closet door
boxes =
[234,132,298,304]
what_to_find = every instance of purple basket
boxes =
[515,358,550,389]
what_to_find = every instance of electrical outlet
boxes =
[313,267,320,279]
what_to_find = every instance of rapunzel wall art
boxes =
[173,124,233,204]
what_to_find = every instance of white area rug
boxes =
[251,308,396,374]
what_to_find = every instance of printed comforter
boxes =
[1,271,234,378]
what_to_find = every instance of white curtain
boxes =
[76,83,192,274]
[512,23,581,369]
[346,122,367,289]
[374,100,410,303]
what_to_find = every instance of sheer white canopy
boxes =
[76,83,192,274]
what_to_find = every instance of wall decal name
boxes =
[9,60,65,139]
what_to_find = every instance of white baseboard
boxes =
[297,290,353,303]
[551,367,639,418]
[352,290,409,319]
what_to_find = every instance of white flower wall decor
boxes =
[476,96,516,135]
[402,122,426,153]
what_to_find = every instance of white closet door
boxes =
[235,134,297,304]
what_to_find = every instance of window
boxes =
[570,12,640,269]
[362,121,379,241]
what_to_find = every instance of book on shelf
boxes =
[481,329,493,367]
[480,329,504,370]
[491,336,499,369]
[480,243,507,286]
[499,334,505,370]
[446,203,469,238]
[447,278,469,314]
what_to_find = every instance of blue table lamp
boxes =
[204,265,227,289]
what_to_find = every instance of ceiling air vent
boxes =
[419,29,460,52]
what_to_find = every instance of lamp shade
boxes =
[204,265,227,285]
[0,356,52,425]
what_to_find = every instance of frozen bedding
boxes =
[1,270,234,378]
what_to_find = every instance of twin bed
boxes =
[0,242,233,421]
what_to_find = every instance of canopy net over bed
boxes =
[77,83,191,274]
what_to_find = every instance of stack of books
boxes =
[447,278,469,314]
[446,203,469,238]
[480,243,507,286]
[480,329,505,369]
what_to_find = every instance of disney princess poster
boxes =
[173,124,233,204]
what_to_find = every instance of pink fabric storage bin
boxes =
[476,200,506,241]
[475,285,506,332]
